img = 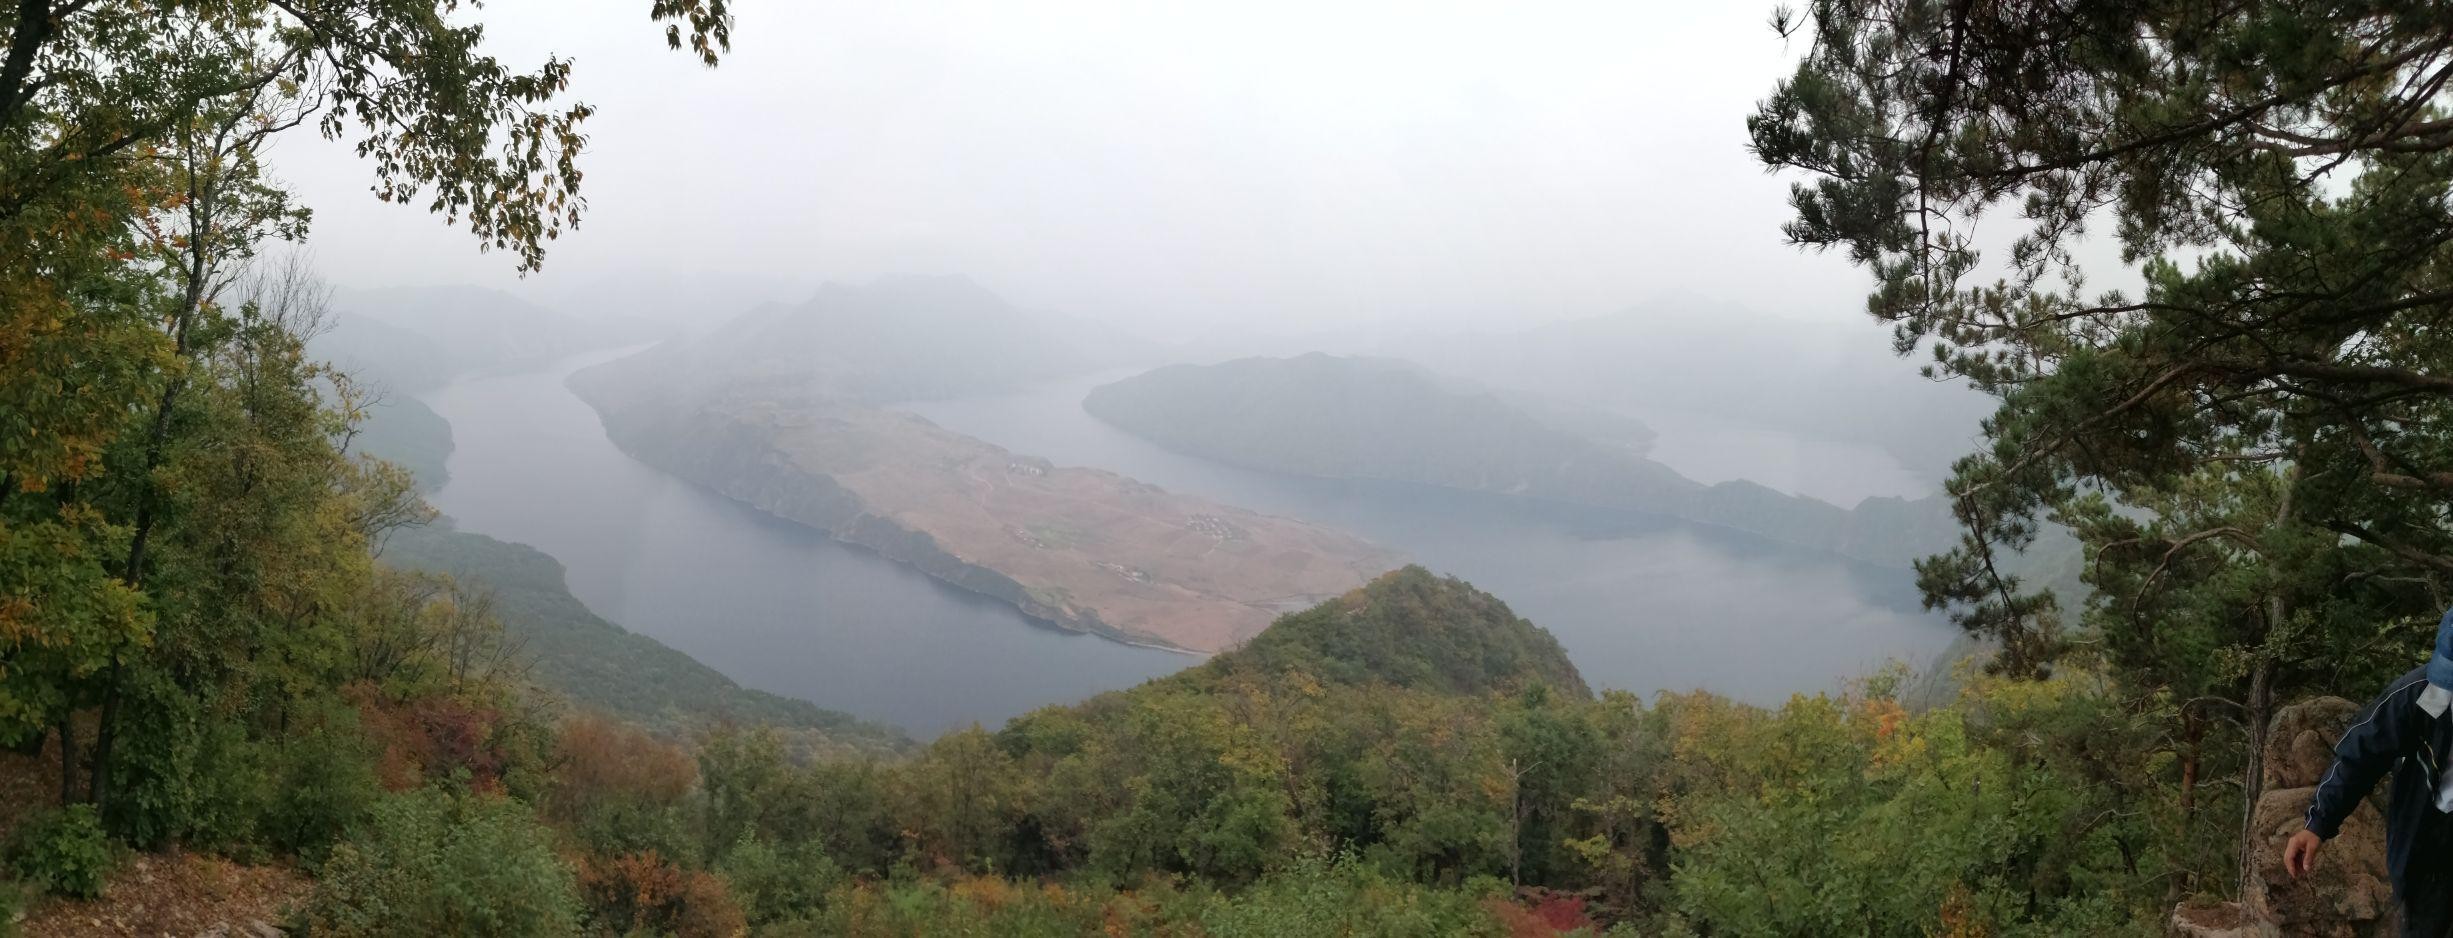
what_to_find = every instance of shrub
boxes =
[0,876,32,935]
[715,834,841,926]
[5,804,113,899]
[1195,854,1509,938]
[354,690,508,793]
[802,876,1128,937]
[298,788,578,937]
[178,718,276,856]
[546,713,695,823]
[789,862,1535,938]
[576,850,744,938]
[547,713,700,864]
[262,704,385,863]
[97,682,212,848]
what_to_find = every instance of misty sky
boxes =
[278,1,1877,336]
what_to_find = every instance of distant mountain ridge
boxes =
[598,274,1151,407]
[312,284,659,396]
[1083,354,1962,568]
[1383,295,1995,478]
[1177,294,1992,480]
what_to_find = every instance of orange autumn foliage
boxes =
[347,684,517,793]
[546,713,697,823]
[578,850,745,938]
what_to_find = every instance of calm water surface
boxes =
[428,353,1955,738]
[904,370,1955,705]
[423,351,1190,738]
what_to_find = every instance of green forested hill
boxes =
[349,394,453,493]
[618,565,2171,935]
[1209,566,1590,698]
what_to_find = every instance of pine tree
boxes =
[1752,0,2453,892]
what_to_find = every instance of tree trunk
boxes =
[1508,758,1525,888]
[2238,656,2273,900]
[87,661,122,808]
[2173,707,2203,903]
[2179,708,2201,813]
[0,0,56,135]
[89,177,209,817]
[2239,462,2300,898]
[54,715,76,806]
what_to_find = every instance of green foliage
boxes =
[4,805,113,899]
[715,834,842,927]
[1656,676,2163,936]
[261,703,388,864]
[787,857,1540,938]
[0,0,744,859]
[612,573,2184,933]
[300,788,579,938]
[1221,566,1590,698]
[0,878,25,937]
[1193,854,1515,938]
[1755,0,2453,898]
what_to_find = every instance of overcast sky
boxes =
[276,1,1880,336]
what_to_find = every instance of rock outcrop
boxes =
[2173,696,2395,938]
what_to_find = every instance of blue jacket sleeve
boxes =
[2306,673,2429,839]
[2429,605,2453,691]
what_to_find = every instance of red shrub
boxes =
[1487,888,1596,937]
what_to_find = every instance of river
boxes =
[424,353,1954,738]
[422,350,1191,738]
[904,371,1953,707]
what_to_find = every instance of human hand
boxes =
[2283,829,2323,878]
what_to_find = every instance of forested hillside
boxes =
[5,1,2451,936]
[486,567,2187,934]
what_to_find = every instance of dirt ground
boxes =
[17,851,307,938]
[3,736,308,937]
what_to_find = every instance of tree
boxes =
[1753,0,2453,892]
[0,0,734,817]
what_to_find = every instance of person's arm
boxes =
[2288,673,2430,876]
[2431,605,2453,691]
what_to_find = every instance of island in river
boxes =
[1083,353,1968,568]
[567,362,1399,655]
